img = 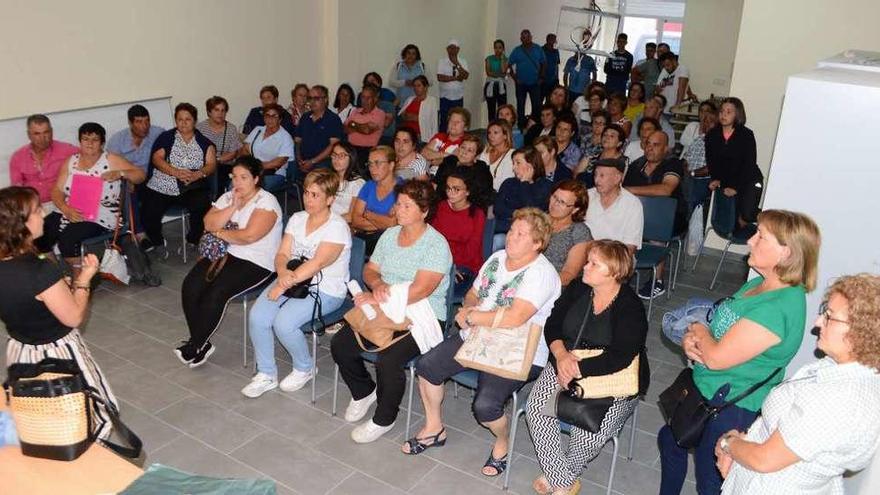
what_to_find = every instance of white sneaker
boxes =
[241,373,278,398]
[344,390,377,422]
[279,367,316,392]
[351,419,395,444]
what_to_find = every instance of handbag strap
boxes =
[717,367,782,411]
[85,389,143,458]
[109,179,128,249]
[570,290,594,348]
[353,326,411,353]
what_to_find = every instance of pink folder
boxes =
[68,174,104,222]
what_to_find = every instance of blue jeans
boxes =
[248,286,345,376]
[439,97,463,133]
[686,176,712,213]
[658,384,759,495]
[453,265,476,299]
[661,298,714,346]
[515,83,542,129]
[261,173,286,192]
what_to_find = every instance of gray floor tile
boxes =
[149,435,268,481]
[155,397,266,453]
[329,472,408,495]
[409,464,506,494]
[117,399,181,455]
[106,365,192,413]
[231,391,345,446]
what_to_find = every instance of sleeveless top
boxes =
[62,152,121,230]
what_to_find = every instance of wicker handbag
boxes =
[570,349,639,399]
[4,358,142,461]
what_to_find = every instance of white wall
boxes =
[678,0,742,98]
[729,0,880,174]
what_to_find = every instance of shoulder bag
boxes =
[343,304,412,352]
[197,220,239,282]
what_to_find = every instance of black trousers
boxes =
[36,211,109,257]
[330,323,421,426]
[181,256,272,349]
[140,186,211,245]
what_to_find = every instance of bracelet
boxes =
[73,285,91,292]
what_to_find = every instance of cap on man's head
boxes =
[447,39,460,48]
[593,158,627,173]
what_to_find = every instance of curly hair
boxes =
[0,186,40,258]
[825,274,880,370]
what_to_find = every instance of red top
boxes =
[427,132,464,155]
[430,200,486,273]
[401,98,422,136]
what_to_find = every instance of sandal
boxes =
[551,479,582,495]
[532,475,552,495]
[481,450,508,477]
[401,428,446,455]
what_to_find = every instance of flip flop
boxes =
[481,450,508,477]
[402,428,446,455]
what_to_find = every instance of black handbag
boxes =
[283,257,314,298]
[555,390,613,433]
[658,367,780,448]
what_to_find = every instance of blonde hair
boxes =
[370,145,397,164]
[304,168,340,198]
[758,209,821,291]
[585,239,634,283]
[825,274,880,370]
[487,119,514,150]
[511,207,552,252]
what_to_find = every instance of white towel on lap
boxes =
[379,282,443,354]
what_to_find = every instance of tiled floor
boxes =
[1,230,750,495]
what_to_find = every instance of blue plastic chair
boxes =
[635,196,677,319]
[691,189,757,290]
[482,217,496,263]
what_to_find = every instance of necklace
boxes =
[592,286,620,315]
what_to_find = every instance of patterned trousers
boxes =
[526,364,637,488]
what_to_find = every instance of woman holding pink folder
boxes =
[37,122,145,276]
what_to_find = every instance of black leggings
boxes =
[140,186,211,245]
[330,323,421,427]
[36,211,110,257]
[181,255,272,349]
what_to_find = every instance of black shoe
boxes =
[638,279,666,300]
[188,342,215,368]
[174,341,198,364]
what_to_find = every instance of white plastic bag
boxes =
[100,247,130,285]
[686,205,704,256]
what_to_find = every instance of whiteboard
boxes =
[0,97,173,188]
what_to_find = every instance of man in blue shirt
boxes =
[508,29,546,129]
[293,85,343,181]
[603,32,634,94]
[541,33,560,100]
[563,52,597,104]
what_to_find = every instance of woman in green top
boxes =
[658,209,821,495]
[484,39,509,124]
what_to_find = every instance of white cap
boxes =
[447,39,460,48]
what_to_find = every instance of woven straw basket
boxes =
[9,372,90,452]
[571,349,639,398]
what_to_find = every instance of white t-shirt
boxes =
[469,250,562,367]
[585,187,643,249]
[331,178,365,218]
[656,64,690,113]
[480,148,515,191]
[284,211,352,298]
[245,126,295,176]
[624,140,643,163]
[437,56,469,100]
[213,189,283,272]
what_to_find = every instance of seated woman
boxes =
[0,186,122,442]
[349,146,400,255]
[404,208,561,479]
[527,239,649,495]
[493,147,553,252]
[680,100,718,211]
[242,103,296,191]
[660,210,821,494]
[328,141,365,222]
[241,168,351,398]
[497,104,524,149]
[421,107,470,167]
[331,83,356,123]
[393,128,429,181]
[573,89,607,144]
[606,92,633,139]
[479,120,516,191]
[433,134,493,206]
[38,122,145,277]
[624,117,660,163]
[575,123,627,187]
[431,170,486,297]
[533,136,573,184]
[624,81,646,122]
[577,110,608,166]
[196,95,244,195]
[331,180,452,444]
[717,273,880,494]
[544,180,592,286]
[176,156,281,367]
[397,75,438,143]
[141,102,217,252]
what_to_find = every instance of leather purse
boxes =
[343,305,411,352]
[555,391,613,433]
[198,221,238,282]
[658,367,780,448]
[283,257,314,299]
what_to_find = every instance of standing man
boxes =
[603,33,634,95]
[106,104,165,173]
[631,42,660,98]
[656,52,690,114]
[563,50,597,104]
[509,29,546,129]
[9,114,78,203]
[541,33,561,100]
[294,85,344,179]
[436,39,469,133]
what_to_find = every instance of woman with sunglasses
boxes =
[659,210,821,495]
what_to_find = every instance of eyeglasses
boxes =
[330,152,349,159]
[367,160,390,167]
[819,302,850,326]
[445,185,465,193]
[307,96,325,101]
[264,113,280,119]
[549,195,575,208]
